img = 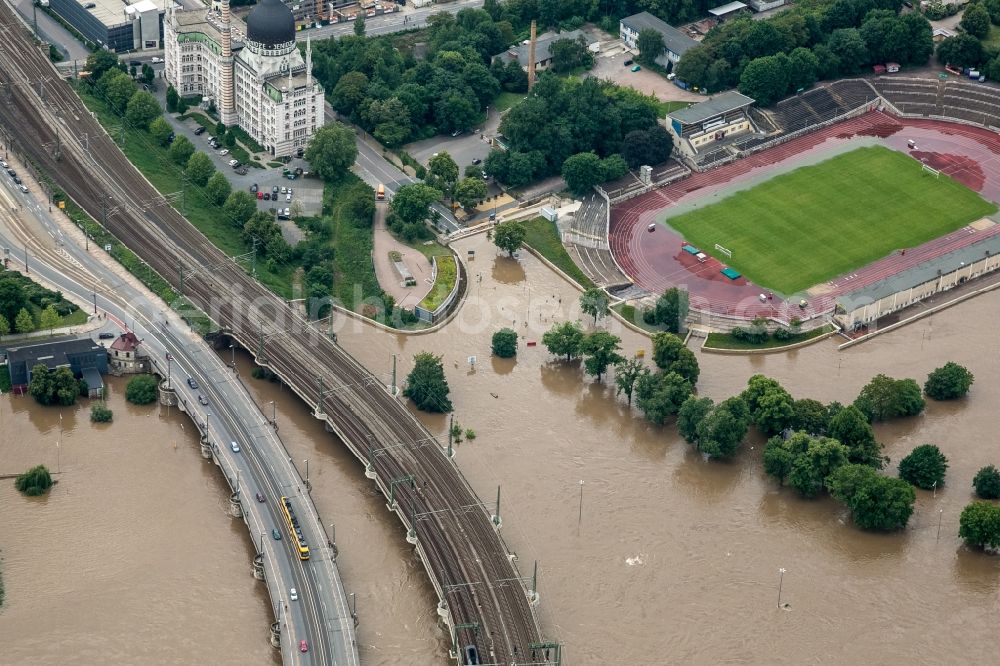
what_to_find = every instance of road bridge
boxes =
[0,4,552,663]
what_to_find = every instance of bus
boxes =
[376,183,385,200]
[280,496,311,561]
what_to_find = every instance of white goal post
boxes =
[715,243,732,259]
[922,163,941,178]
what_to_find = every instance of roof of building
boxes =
[620,12,698,57]
[709,1,749,16]
[5,337,104,369]
[127,0,158,14]
[85,0,162,29]
[246,0,295,47]
[497,29,586,67]
[81,367,104,392]
[668,91,756,125]
[838,233,1000,307]
[110,331,141,353]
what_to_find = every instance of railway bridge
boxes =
[0,4,553,663]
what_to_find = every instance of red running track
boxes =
[610,111,1000,322]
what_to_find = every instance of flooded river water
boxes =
[3,231,999,664]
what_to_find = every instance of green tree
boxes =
[580,331,624,382]
[791,398,829,435]
[125,90,161,130]
[787,47,819,91]
[185,151,216,187]
[166,85,179,113]
[215,122,226,137]
[697,398,751,459]
[738,54,790,107]
[741,374,783,414]
[205,171,232,206]
[86,49,120,83]
[29,365,78,406]
[0,313,9,338]
[549,36,594,73]
[827,464,915,531]
[651,332,684,370]
[453,177,488,209]
[403,352,453,413]
[169,135,195,165]
[936,35,983,70]
[754,386,795,435]
[959,501,1000,549]
[924,362,974,400]
[354,13,366,36]
[391,183,441,227]
[827,28,868,75]
[854,374,925,421]
[898,444,948,490]
[960,2,991,39]
[223,191,257,229]
[428,151,460,197]
[637,28,666,65]
[39,304,60,335]
[986,0,1000,24]
[491,327,517,358]
[223,130,236,148]
[492,220,527,257]
[149,116,173,146]
[827,404,884,468]
[362,97,412,147]
[0,278,27,325]
[561,152,604,195]
[140,63,155,86]
[764,432,849,497]
[15,307,34,333]
[14,464,53,496]
[678,396,714,444]
[635,371,692,425]
[90,403,113,422]
[331,71,370,116]
[652,287,686,333]
[579,287,609,324]
[125,374,159,405]
[614,358,645,407]
[973,465,1000,499]
[668,346,699,385]
[98,69,135,113]
[542,321,585,361]
[305,123,359,181]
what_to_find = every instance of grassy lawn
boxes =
[494,91,526,113]
[419,255,457,312]
[520,217,596,289]
[611,302,666,333]
[654,100,691,116]
[983,25,1000,50]
[325,176,381,311]
[705,325,834,350]
[408,239,452,261]
[665,147,997,294]
[76,84,294,297]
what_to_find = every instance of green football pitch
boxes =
[663,146,998,294]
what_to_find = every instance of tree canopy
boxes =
[492,219,526,256]
[764,432,850,498]
[15,464,53,496]
[304,122,359,181]
[959,501,1000,549]
[579,287,609,324]
[827,464,915,531]
[853,374,924,422]
[635,370,692,425]
[126,374,159,405]
[973,465,1000,500]
[185,151,216,187]
[404,352,453,412]
[29,364,79,406]
[897,444,948,490]
[580,331,624,382]
[542,320,585,361]
[491,328,518,358]
[923,362,974,401]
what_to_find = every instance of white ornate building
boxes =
[163,0,324,158]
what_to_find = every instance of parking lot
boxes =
[586,50,705,104]
[405,129,493,172]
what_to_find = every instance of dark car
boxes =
[250,183,258,193]
[464,645,481,665]
[187,377,198,389]
[6,168,15,177]
[98,332,115,339]
[471,158,482,165]
[256,492,265,502]
[13,177,22,185]
[263,192,270,201]
[193,126,206,135]
[198,394,208,405]
[272,185,279,194]
[272,528,282,540]
[623,59,633,66]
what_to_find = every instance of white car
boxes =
[18,184,28,193]
[280,186,287,194]
[230,441,240,453]
[285,193,292,203]
[290,587,298,601]
[219,149,229,156]
[228,159,239,167]
[151,56,163,63]
[287,188,293,195]
[0,160,7,168]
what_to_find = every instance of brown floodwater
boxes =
[5,229,1000,665]
[0,377,280,665]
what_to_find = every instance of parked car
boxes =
[471,158,481,165]
[631,65,641,72]
[228,159,239,167]
[272,185,279,194]
[0,160,8,168]
[280,186,287,194]
[98,332,115,339]
[285,193,292,203]
[263,192,270,201]
[151,56,163,63]
[287,188,293,196]
[283,207,291,217]
[193,126,206,135]
[13,177,22,185]
[623,59,633,66]
[187,377,198,389]
[198,394,208,405]
[250,183,258,192]
[219,149,229,156]
[257,191,264,200]
[18,184,28,193]
[166,133,175,144]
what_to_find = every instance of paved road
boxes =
[0,155,358,666]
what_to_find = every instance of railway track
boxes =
[0,5,545,663]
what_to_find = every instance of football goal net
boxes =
[922,163,941,178]
[715,244,733,259]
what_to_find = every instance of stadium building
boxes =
[47,0,163,53]
[164,0,323,157]
[666,91,757,157]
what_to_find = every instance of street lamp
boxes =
[230,343,235,370]
[777,568,787,609]
[269,400,276,427]
[304,459,309,489]
[577,480,584,529]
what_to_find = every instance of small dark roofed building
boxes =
[4,336,108,396]
[619,12,698,66]
[667,91,756,156]
[494,29,596,71]
[108,331,149,375]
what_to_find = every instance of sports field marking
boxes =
[662,146,998,294]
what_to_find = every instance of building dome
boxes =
[245,0,295,48]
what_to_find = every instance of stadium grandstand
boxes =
[562,194,637,288]
[667,91,757,159]
[873,76,1000,128]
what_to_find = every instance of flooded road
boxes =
[3,229,999,665]
[0,377,279,665]
[320,233,1000,663]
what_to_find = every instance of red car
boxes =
[299,640,308,653]
[257,191,263,200]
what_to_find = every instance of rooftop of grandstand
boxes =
[668,91,755,126]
